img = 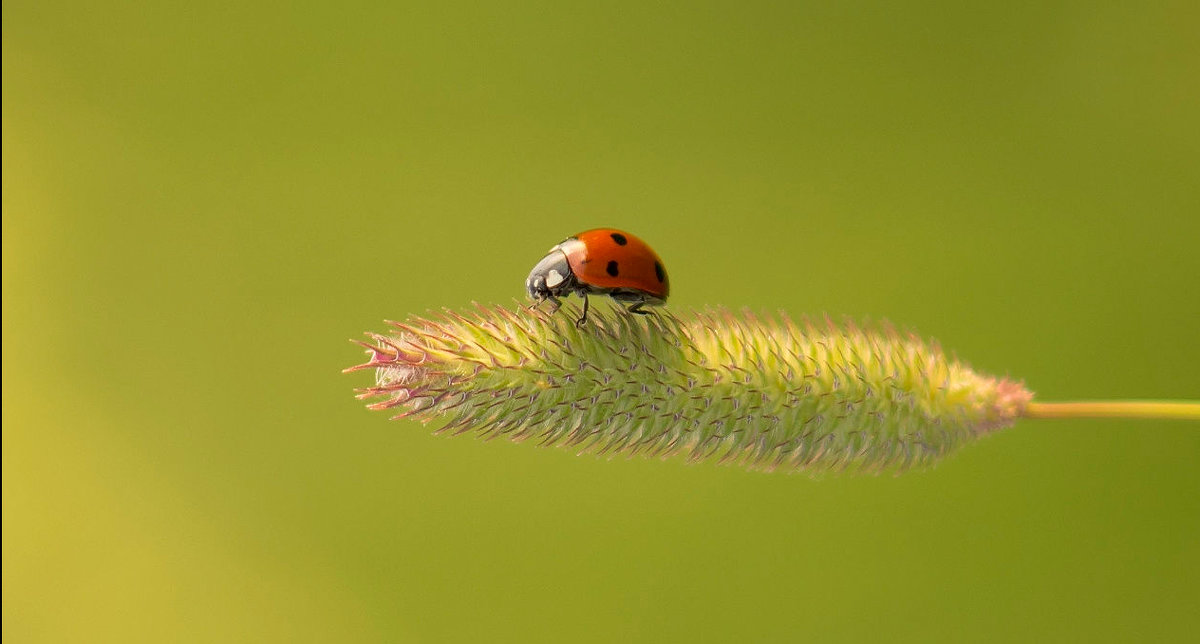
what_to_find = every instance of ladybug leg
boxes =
[545,295,562,313]
[575,292,590,328]
[627,297,651,315]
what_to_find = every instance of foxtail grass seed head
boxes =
[346,303,1033,474]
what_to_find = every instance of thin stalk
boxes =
[1024,401,1200,421]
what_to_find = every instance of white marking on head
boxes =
[546,269,565,288]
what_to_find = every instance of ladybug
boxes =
[526,228,670,325]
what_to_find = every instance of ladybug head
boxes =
[525,248,576,301]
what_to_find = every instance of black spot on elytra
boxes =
[654,261,665,283]
[610,233,627,245]
[606,261,620,276]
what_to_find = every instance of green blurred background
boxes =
[5,1,1199,641]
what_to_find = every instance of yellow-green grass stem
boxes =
[1025,401,1200,421]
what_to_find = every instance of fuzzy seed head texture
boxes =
[346,303,1032,474]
